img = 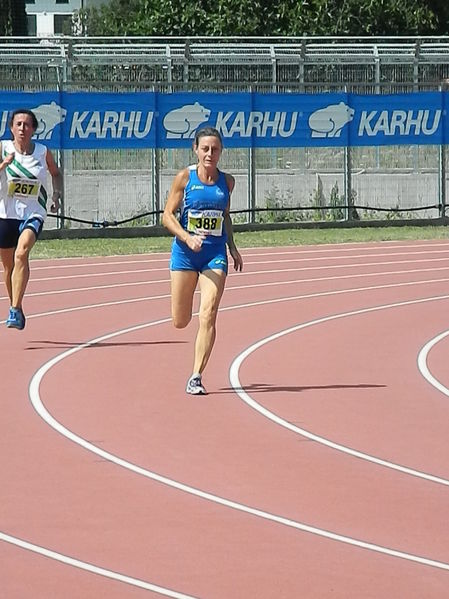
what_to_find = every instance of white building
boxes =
[25,0,105,37]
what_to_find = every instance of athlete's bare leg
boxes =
[192,269,226,375]
[11,228,36,310]
[170,270,199,329]
[0,247,15,304]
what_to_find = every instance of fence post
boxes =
[56,46,69,230]
[374,45,381,169]
[153,148,161,226]
[248,148,256,224]
[248,86,256,224]
[344,146,352,221]
[439,143,446,217]
[344,86,352,221]
[439,83,447,218]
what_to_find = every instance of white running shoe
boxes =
[186,374,207,395]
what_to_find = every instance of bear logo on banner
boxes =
[163,102,211,138]
[308,102,355,138]
[31,101,67,140]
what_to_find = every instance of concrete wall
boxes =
[52,169,442,230]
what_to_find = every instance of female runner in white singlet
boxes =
[0,108,62,330]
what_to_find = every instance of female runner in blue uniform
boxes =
[162,127,243,395]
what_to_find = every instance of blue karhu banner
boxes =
[0,90,446,149]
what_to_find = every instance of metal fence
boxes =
[1,36,449,229]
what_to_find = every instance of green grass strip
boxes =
[32,226,449,260]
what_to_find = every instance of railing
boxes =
[1,36,449,229]
[2,36,449,71]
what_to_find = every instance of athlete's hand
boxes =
[230,247,243,272]
[1,152,15,169]
[50,190,61,213]
[186,233,205,252]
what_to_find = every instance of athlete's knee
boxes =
[172,312,192,329]
[198,305,218,329]
[173,318,188,329]
[14,246,31,266]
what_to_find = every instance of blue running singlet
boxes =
[170,166,230,273]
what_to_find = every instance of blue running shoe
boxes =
[6,307,26,330]
[186,374,207,395]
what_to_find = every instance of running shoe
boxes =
[6,307,26,330]
[186,374,207,395]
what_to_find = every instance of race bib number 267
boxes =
[8,178,40,201]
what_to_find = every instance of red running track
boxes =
[1,240,449,598]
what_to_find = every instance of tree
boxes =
[77,0,449,37]
[77,0,292,36]
[285,0,439,36]
[423,0,449,34]
[0,0,28,36]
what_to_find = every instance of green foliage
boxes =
[78,0,293,36]
[286,0,440,36]
[311,179,359,222]
[0,0,27,35]
[77,0,449,36]
[311,175,327,221]
[259,184,307,223]
[329,182,344,221]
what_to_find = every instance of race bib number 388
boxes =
[8,178,40,201]
[187,209,224,237]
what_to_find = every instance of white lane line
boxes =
[240,241,449,256]
[418,330,449,397]
[0,532,199,598]
[0,257,447,303]
[228,295,449,488]
[17,278,170,298]
[0,264,444,303]
[26,256,449,283]
[229,269,449,293]
[24,256,449,287]
[32,257,171,271]
[39,248,449,274]
[0,293,172,325]
[30,267,167,282]
[239,256,449,272]
[26,295,449,573]
[0,278,170,302]
[3,265,448,302]
[31,241,449,270]
[244,249,449,265]
[2,275,449,327]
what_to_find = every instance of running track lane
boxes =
[1,240,448,598]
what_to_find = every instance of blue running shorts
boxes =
[170,239,228,274]
[0,217,43,249]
